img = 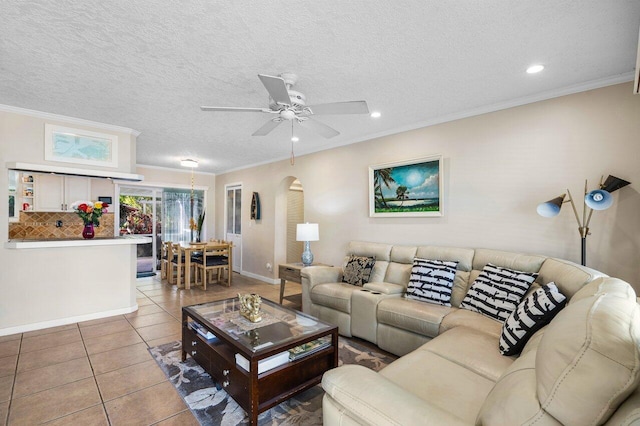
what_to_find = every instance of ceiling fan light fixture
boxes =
[180,159,198,168]
[526,64,545,74]
[370,111,381,118]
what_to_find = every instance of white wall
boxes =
[215,83,640,292]
[0,108,140,331]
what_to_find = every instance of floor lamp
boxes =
[536,175,630,266]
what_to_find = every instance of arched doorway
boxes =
[274,176,304,269]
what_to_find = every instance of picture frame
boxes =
[369,155,443,217]
[44,124,118,167]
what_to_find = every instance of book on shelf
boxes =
[288,336,331,361]
[235,351,289,374]
[190,321,217,341]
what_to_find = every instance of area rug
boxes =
[149,337,396,425]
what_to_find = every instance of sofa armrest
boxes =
[322,365,468,426]
[300,266,342,314]
[301,265,342,286]
[363,282,405,295]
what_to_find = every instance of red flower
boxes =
[78,203,88,212]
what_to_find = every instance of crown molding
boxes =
[0,104,141,136]
[136,163,217,176]
[6,162,144,181]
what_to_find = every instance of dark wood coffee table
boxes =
[182,297,338,425]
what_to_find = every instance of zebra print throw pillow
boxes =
[406,258,459,306]
[499,282,567,356]
[460,263,538,322]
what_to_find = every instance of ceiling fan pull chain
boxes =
[290,121,295,165]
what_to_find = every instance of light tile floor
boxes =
[0,273,303,425]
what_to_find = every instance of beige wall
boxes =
[215,83,640,292]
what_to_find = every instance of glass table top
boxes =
[184,297,332,353]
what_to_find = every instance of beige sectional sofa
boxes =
[300,241,640,425]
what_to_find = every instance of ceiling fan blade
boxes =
[258,74,291,107]
[200,106,272,112]
[306,100,369,115]
[252,119,283,136]
[300,118,340,138]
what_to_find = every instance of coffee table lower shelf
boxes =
[181,318,338,425]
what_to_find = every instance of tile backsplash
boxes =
[9,212,115,239]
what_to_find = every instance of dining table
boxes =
[175,241,232,289]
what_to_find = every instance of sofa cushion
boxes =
[499,282,567,356]
[460,263,538,322]
[439,308,503,338]
[472,249,546,275]
[406,259,458,306]
[379,345,496,424]
[342,255,376,286]
[536,292,640,425]
[377,298,453,338]
[479,286,640,425]
[421,326,515,382]
[310,283,355,313]
[537,257,605,299]
[570,276,637,304]
[346,241,392,283]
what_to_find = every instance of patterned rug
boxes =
[149,337,396,425]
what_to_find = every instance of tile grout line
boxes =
[5,333,23,425]
[78,320,112,426]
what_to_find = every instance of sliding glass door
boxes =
[162,188,204,243]
[119,187,161,277]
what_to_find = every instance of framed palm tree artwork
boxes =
[369,155,443,217]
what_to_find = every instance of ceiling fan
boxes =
[201,73,369,138]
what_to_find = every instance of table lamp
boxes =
[296,223,319,266]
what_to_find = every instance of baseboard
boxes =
[0,304,139,336]
[240,270,280,285]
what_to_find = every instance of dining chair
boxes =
[193,242,231,289]
[168,243,186,287]
[160,241,171,280]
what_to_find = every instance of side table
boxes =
[278,262,329,305]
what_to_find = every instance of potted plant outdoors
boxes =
[71,200,109,239]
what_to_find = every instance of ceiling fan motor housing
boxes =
[269,90,306,110]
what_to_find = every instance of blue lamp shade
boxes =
[537,194,566,218]
[585,189,613,210]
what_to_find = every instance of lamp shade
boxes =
[585,189,613,210]
[537,194,566,218]
[602,175,630,193]
[296,223,319,241]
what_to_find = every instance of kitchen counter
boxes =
[5,236,151,249]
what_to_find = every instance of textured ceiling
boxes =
[1,1,639,174]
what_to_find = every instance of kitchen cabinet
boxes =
[33,174,91,211]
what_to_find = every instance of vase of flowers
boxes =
[71,201,109,239]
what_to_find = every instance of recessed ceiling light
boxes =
[526,64,545,74]
[291,136,299,142]
[370,111,381,118]
[180,159,198,168]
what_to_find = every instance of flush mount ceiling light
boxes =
[526,64,545,74]
[180,159,198,168]
[370,111,381,118]
[291,136,299,142]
